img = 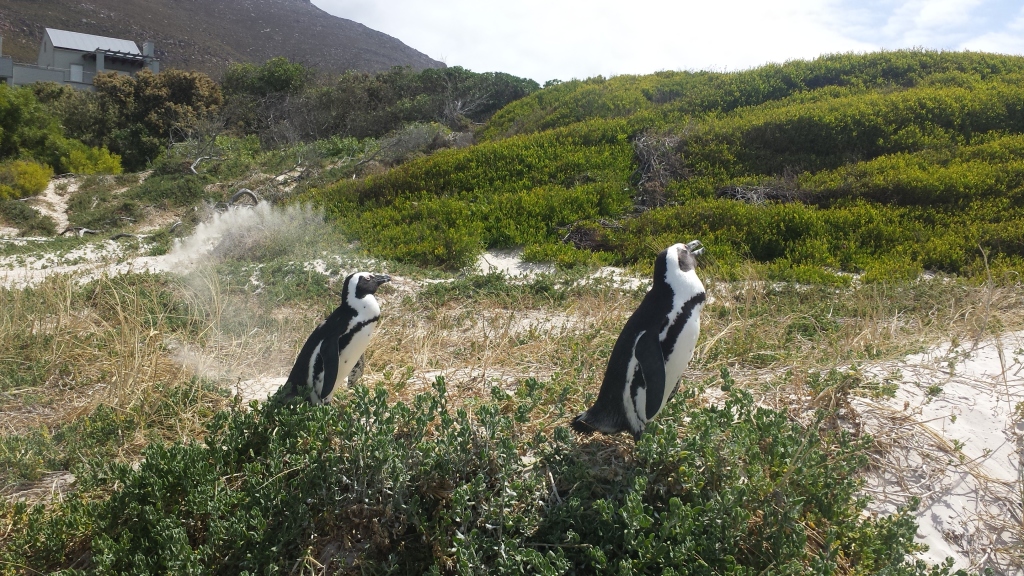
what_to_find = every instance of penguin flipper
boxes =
[318,337,341,402]
[635,330,666,421]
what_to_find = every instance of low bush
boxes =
[129,174,212,208]
[64,143,123,175]
[65,178,141,231]
[0,374,973,575]
[0,200,56,236]
[0,160,52,199]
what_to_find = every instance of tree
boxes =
[92,69,223,171]
[0,84,66,169]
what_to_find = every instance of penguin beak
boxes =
[371,274,392,287]
[685,240,704,256]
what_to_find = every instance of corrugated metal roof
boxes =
[45,28,141,55]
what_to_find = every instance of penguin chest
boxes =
[662,305,702,405]
[305,323,378,404]
[336,323,376,388]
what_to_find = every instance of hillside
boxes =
[307,50,1024,282]
[0,0,443,77]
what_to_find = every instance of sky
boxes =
[312,0,1024,83]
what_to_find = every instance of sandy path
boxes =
[858,331,1024,574]
[26,176,76,233]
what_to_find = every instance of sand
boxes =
[857,331,1023,574]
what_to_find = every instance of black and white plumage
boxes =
[276,272,390,404]
[571,241,706,440]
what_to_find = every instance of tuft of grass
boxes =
[65,175,141,231]
[0,200,56,236]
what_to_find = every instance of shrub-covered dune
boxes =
[306,50,1024,281]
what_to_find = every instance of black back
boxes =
[571,245,704,437]
[585,271,675,430]
[276,273,377,402]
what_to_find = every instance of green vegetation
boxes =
[310,119,634,268]
[2,250,1015,572]
[222,59,540,146]
[33,70,223,172]
[0,199,56,236]
[0,374,969,575]
[0,84,122,176]
[0,159,52,200]
[304,50,1024,280]
[5,50,1024,574]
[65,174,142,230]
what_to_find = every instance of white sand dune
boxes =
[858,331,1023,574]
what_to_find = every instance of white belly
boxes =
[327,323,376,400]
[660,302,703,411]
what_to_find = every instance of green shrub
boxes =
[66,178,140,230]
[0,200,56,236]
[0,405,141,483]
[223,56,313,97]
[0,160,52,199]
[129,175,211,207]
[0,375,973,575]
[0,84,68,170]
[223,60,538,146]
[64,143,123,175]
[353,197,484,269]
[315,134,364,158]
[92,69,223,171]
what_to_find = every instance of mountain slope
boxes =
[0,0,443,77]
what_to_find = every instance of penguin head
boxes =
[655,241,703,278]
[348,272,391,300]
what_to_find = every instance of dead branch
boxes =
[60,227,99,237]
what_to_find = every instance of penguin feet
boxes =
[569,414,598,435]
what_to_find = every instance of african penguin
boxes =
[275,272,390,405]
[571,241,706,441]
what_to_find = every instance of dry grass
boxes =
[6,261,1020,434]
[0,272,231,496]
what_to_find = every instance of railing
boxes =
[10,63,96,89]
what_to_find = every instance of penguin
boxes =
[275,272,390,404]
[571,241,706,440]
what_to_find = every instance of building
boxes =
[0,28,159,89]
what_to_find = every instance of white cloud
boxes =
[313,0,1024,82]
[960,4,1024,53]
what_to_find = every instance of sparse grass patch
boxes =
[0,200,56,236]
[0,273,228,458]
[65,175,141,231]
[693,273,1023,372]
[0,234,91,258]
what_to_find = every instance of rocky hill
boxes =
[0,0,444,78]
